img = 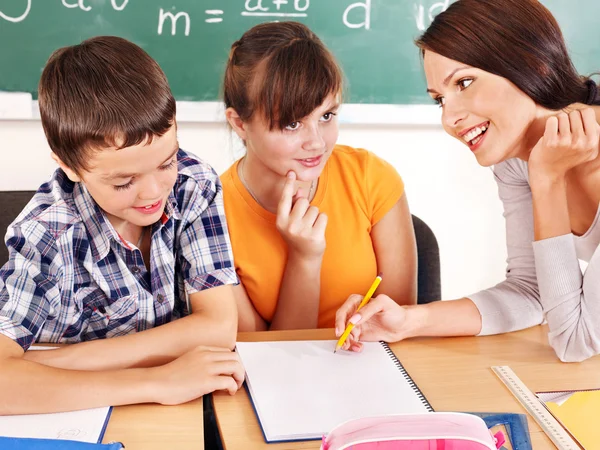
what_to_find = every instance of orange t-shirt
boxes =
[221,145,404,328]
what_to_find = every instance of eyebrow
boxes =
[322,102,340,113]
[426,66,470,94]
[103,145,179,181]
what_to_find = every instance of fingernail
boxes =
[349,314,362,325]
[335,327,340,337]
[287,171,294,179]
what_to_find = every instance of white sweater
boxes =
[469,158,600,362]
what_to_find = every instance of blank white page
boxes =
[0,407,111,443]
[236,340,431,442]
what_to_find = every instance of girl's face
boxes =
[424,50,540,166]
[242,94,340,182]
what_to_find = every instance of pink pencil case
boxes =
[321,412,505,450]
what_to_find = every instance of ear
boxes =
[51,152,82,183]
[225,107,249,141]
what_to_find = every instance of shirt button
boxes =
[157,294,165,303]
[131,266,141,274]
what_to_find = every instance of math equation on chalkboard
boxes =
[0,0,450,34]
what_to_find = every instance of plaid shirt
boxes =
[0,149,237,350]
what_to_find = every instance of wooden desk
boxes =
[214,326,600,450]
[102,399,204,449]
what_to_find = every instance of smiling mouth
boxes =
[136,200,161,210]
[461,122,489,146]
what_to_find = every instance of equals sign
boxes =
[205,10,223,23]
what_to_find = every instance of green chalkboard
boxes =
[0,1,599,104]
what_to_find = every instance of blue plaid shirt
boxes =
[0,149,237,350]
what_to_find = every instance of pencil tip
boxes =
[333,348,337,354]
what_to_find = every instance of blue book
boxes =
[466,412,532,450]
[0,406,115,449]
[0,437,122,449]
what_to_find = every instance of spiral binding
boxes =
[380,341,434,412]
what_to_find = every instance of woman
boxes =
[220,22,417,331]
[336,0,600,361]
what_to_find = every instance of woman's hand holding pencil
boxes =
[334,290,410,352]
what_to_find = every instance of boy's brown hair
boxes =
[223,21,343,130]
[38,36,176,175]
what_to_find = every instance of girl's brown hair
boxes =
[416,0,599,109]
[223,21,343,130]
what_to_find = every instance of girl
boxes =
[221,22,417,331]
[336,0,600,362]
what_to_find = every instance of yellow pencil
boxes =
[334,273,383,353]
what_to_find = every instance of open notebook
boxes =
[236,340,433,443]
[537,389,600,449]
[0,407,112,443]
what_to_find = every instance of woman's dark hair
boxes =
[223,21,343,130]
[415,0,599,109]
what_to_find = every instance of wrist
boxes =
[142,366,165,403]
[287,250,323,267]
[395,305,428,340]
[528,166,567,189]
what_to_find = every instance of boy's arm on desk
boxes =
[0,332,243,415]
[24,284,238,371]
[0,333,153,415]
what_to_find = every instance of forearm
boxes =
[0,356,154,415]
[530,174,570,241]
[270,253,322,330]
[26,312,236,371]
[399,298,482,340]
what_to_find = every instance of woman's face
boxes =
[424,50,539,166]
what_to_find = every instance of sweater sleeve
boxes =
[470,159,600,362]
[469,159,544,335]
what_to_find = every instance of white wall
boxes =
[0,118,507,300]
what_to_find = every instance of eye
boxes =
[433,96,445,108]
[285,121,301,131]
[457,78,474,90]
[159,159,176,171]
[114,180,133,191]
[320,112,337,122]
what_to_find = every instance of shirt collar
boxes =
[72,184,182,261]
[72,182,115,261]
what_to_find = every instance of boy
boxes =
[0,36,244,414]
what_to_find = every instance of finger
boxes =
[277,171,297,222]
[349,325,361,343]
[335,294,364,336]
[289,197,311,223]
[568,109,584,141]
[350,342,364,353]
[313,213,328,236]
[293,187,305,204]
[581,108,599,139]
[351,295,395,325]
[193,345,236,353]
[213,375,240,396]
[302,206,320,227]
[231,360,246,388]
[556,112,570,142]
[544,116,558,142]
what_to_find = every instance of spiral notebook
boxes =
[235,340,433,443]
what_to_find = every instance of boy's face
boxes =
[56,126,179,234]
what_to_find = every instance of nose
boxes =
[138,174,163,201]
[302,123,325,152]
[442,98,467,131]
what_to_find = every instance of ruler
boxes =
[491,366,581,450]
